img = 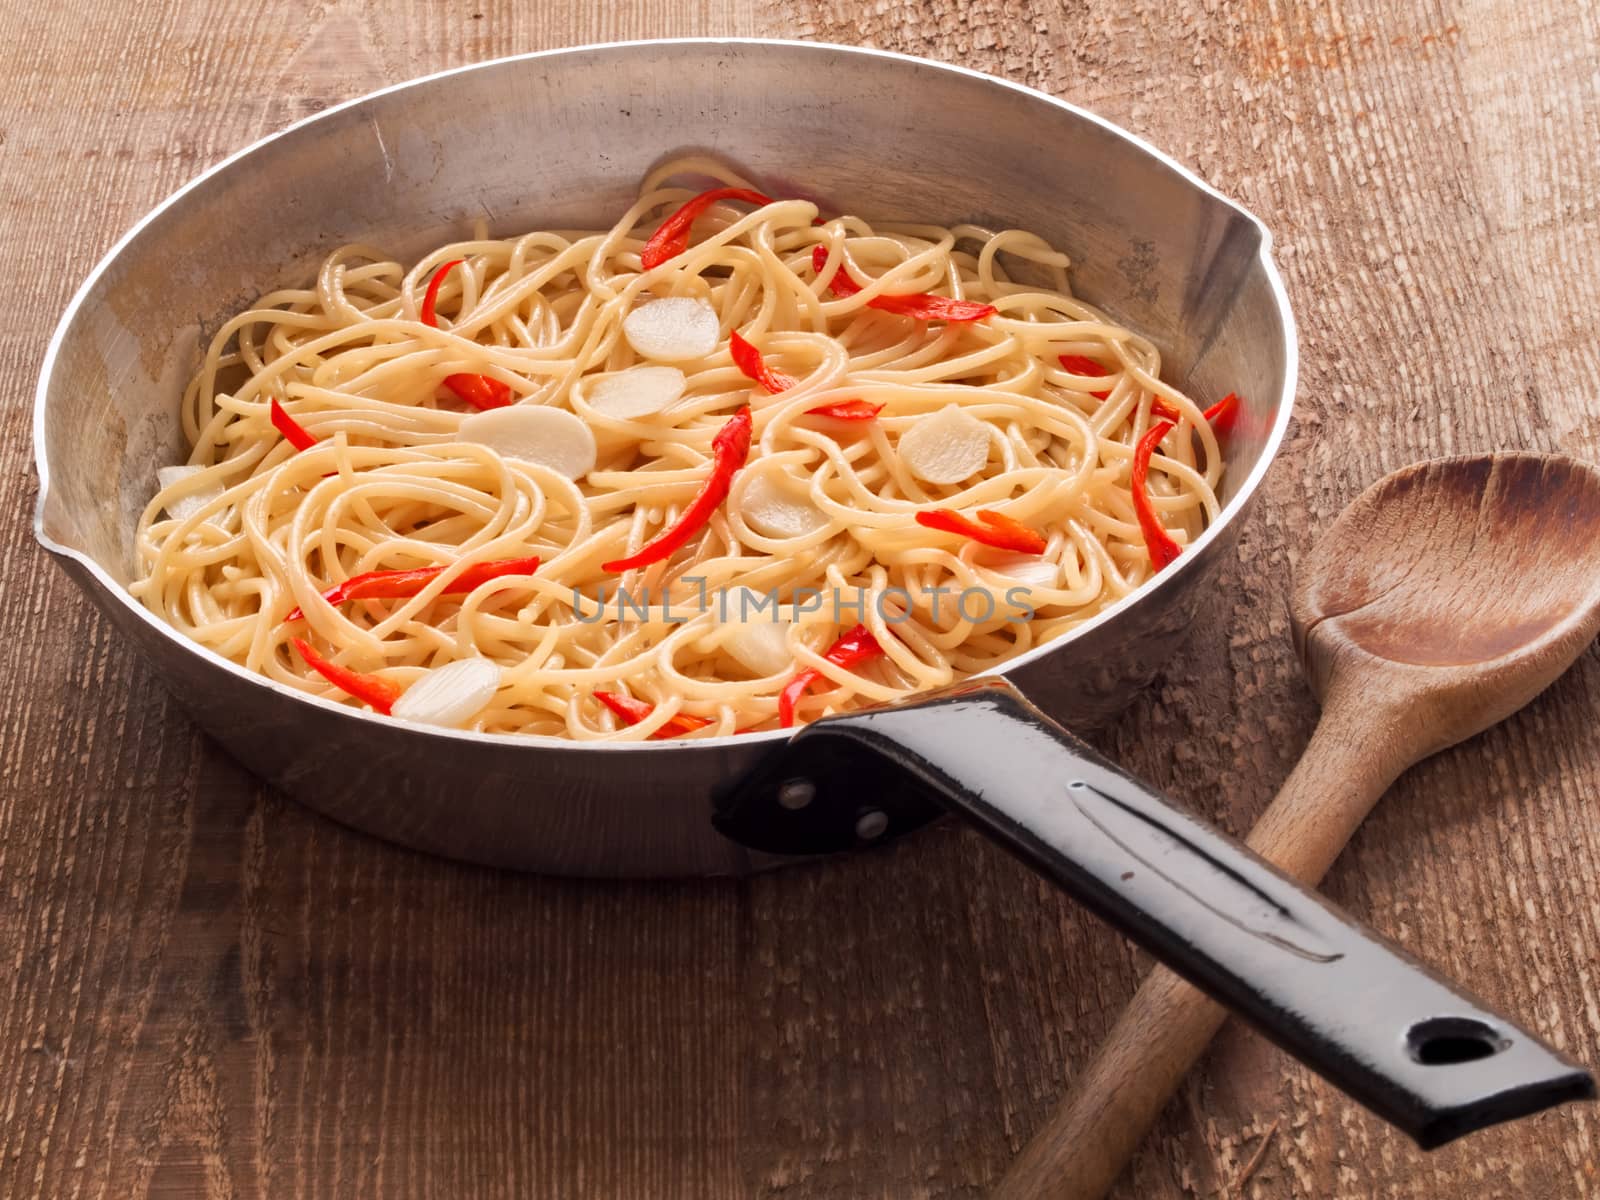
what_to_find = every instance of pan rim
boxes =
[32,36,1298,754]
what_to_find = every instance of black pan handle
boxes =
[713,679,1594,1148]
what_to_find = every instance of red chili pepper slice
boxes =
[1148,391,1240,431]
[593,689,714,739]
[292,637,403,715]
[1132,420,1182,571]
[1203,392,1240,435]
[1058,354,1114,401]
[1056,353,1191,420]
[270,397,319,451]
[422,260,511,408]
[729,330,880,418]
[641,187,777,270]
[778,623,886,727]
[421,258,464,327]
[813,246,860,296]
[1060,353,1181,420]
[915,509,1048,555]
[443,373,513,410]
[811,246,996,323]
[806,400,884,421]
[1145,391,1243,426]
[601,405,753,572]
[730,329,799,393]
[864,292,997,322]
[285,555,541,622]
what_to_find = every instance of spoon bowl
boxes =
[1294,453,1600,757]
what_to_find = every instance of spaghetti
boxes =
[132,156,1228,738]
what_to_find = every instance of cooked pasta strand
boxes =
[131,158,1221,737]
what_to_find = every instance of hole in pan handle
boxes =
[713,678,1595,1148]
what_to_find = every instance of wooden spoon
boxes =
[994,452,1600,1200]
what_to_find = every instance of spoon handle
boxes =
[993,686,1481,1200]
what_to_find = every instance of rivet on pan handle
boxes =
[714,678,1594,1147]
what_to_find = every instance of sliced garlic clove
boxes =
[734,470,832,539]
[716,586,793,677]
[157,464,224,521]
[622,297,721,361]
[898,404,991,485]
[983,553,1059,589]
[392,657,503,728]
[589,365,687,419]
[458,404,598,479]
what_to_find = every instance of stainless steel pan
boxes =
[34,38,1294,876]
[34,41,1591,1144]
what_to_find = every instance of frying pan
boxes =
[33,40,1592,1146]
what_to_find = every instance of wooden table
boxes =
[4,2,1599,1197]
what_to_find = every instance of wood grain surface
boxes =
[3,2,1598,1198]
